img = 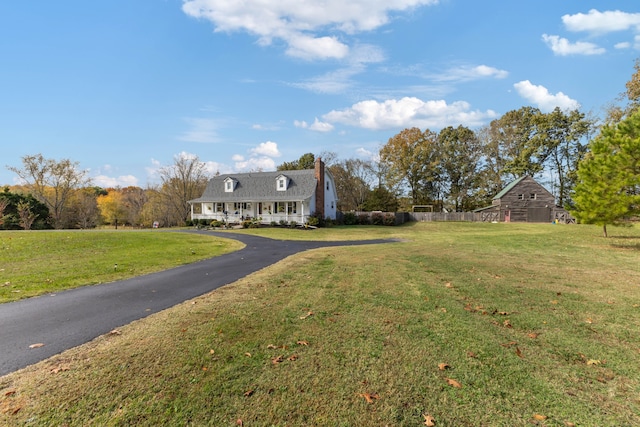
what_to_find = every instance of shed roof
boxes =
[492,176,527,200]
[189,169,318,203]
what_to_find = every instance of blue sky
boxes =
[1,1,639,187]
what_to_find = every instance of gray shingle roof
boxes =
[189,170,318,203]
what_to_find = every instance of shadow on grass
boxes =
[610,235,640,250]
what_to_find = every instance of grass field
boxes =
[1,222,639,426]
[0,230,243,303]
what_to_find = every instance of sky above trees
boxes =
[1,1,639,187]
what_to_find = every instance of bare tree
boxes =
[7,154,91,228]
[159,154,209,225]
[16,201,36,230]
[0,196,9,227]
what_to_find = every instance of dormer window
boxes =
[224,177,236,193]
[276,174,288,191]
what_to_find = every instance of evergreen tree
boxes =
[572,111,640,237]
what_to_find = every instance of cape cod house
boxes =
[188,158,338,225]
[474,176,573,223]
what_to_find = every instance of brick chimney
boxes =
[314,157,325,219]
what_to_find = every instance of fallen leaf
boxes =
[515,347,524,358]
[440,308,447,313]
[201,367,208,371]
[423,413,436,426]
[498,311,510,315]
[28,343,44,349]
[586,359,601,366]
[445,378,462,388]
[299,311,314,320]
[466,351,477,358]
[297,340,309,346]
[109,329,121,335]
[445,282,453,288]
[236,419,243,426]
[287,354,298,361]
[244,389,254,397]
[4,389,16,397]
[245,352,252,357]
[500,341,518,348]
[527,332,539,339]
[359,392,380,403]
[503,319,512,328]
[585,318,593,324]
[438,363,451,371]
[267,344,278,349]
[271,355,284,364]
[550,300,559,305]
[50,365,70,374]
[210,349,215,354]
[533,414,547,421]
[564,422,575,427]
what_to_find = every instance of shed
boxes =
[474,176,573,223]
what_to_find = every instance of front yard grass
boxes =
[1,222,639,426]
[0,230,242,303]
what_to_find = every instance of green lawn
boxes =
[1,222,639,426]
[0,230,243,303]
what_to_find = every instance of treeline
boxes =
[1,154,209,230]
[284,106,594,214]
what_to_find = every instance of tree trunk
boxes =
[603,224,608,238]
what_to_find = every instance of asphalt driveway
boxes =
[0,231,394,376]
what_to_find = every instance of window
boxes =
[530,193,537,200]
[224,178,235,193]
[192,203,203,214]
[277,177,287,191]
[517,194,524,200]
[215,203,223,213]
[326,182,330,191]
[275,202,296,214]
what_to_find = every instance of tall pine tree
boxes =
[572,111,640,237]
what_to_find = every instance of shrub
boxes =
[210,220,223,228]
[279,219,288,227]
[307,216,319,226]
[357,213,370,225]
[185,219,194,227]
[383,213,397,226]
[343,212,357,225]
[289,220,298,228]
[270,221,278,227]
[371,212,384,225]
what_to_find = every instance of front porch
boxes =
[190,200,312,225]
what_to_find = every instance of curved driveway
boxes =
[0,231,394,376]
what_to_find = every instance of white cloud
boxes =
[434,64,509,82]
[234,156,276,172]
[513,80,580,112]
[562,9,640,34]
[615,41,632,50]
[306,118,334,132]
[294,120,308,129]
[178,118,220,143]
[322,97,497,130]
[93,174,139,188]
[290,44,385,94]
[249,141,281,157]
[231,141,282,171]
[182,0,438,60]
[542,34,605,56]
